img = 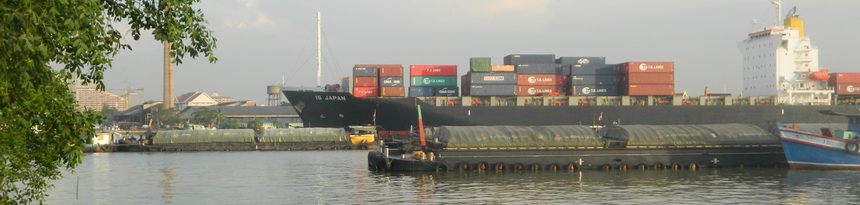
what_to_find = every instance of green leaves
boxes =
[1,0,217,203]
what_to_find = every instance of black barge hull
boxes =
[368,146,787,172]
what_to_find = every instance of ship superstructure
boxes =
[738,5,833,105]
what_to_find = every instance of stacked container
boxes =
[559,57,616,96]
[409,65,459,97]
[352,64,405,98]
[352,66,378,98]
[830,73,860,96]
[619,62,675,96]
[465,72,517,96]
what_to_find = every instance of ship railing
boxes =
[415,95,830,107]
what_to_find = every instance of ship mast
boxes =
[316,11,322,87]
[772,0,782,26]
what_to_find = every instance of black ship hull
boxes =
[284,90,860,131]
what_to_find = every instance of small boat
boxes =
[777,110,860,169]
[348,125,377,147]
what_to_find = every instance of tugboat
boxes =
[777,110,860,169]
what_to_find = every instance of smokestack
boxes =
[164,42,174,109]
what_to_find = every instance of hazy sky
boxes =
[103,0,860,104]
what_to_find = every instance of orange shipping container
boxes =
[620,62,674,73]
[353,87,378,98]
[353,77,378,87]
[516,85,563,96]
[830,73,860,84]
[378,66,404,77]
[624,73,674,84]
[516,74,563,86]
[380,87,405,97]
[491,65,515,72]
[625,84,674,96]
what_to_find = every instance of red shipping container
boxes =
[626,84,674,96]
[620,62,674,73]
[517,85,562,96]
[353,77,378,87]
[380,87,405,97]
[835,84,860,96]
[410,65,458,76]
[625,73,674,84]
[378,66,404,77]
[353,87,378,98]
[830,73,860,84]
[516,74,563,86]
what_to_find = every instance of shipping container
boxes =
[353,77,378,87]
[410,65,458,76]
[355,64,401,68]
[570,75,618,85]
[380,87,405,97]
[622,72,674,84]
[620,62,675,73]
[624,84,674,96]
[353,87,378,98]
[570,85,619,96]
[468,72,517,85]
[517,85,563,96]
[491,65,515,72]
[379,77,404,87]
[410,76,457,87]
[557,57,607,68]
[470,58,491,73]
[504,54,556,65]
[830,73,860,85]
[409,87,434,97]
[835,84,860,96]
[516,74,563,86]
[353,67,378,77]
[469,84,517,96]
[378,66,404,77]
[434,86,460,96]
[515,64,562,74]
[461,74,471,96]
[570,64,619,75]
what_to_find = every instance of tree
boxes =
[191,107,216,126]
[153,108,182,129]
[225,119,241,129]
[0,1,216,203]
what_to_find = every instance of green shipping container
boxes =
[410,76,457,86]
[470,57,491,73]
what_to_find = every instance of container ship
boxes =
[283,5,860,133]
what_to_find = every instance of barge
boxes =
[368,124,788,171]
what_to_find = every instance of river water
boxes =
[46,151,860,204]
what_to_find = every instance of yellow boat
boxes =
[349,126,377,146]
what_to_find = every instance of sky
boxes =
[102,0,860,105]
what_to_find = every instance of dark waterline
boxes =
[46,151,860,204]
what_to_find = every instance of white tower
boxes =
[738,5,833,105]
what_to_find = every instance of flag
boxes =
[372,109,377,125]
[598,112,603,122]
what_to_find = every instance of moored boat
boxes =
[777,111,860,169]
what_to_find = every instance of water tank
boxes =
[267,85,281,95]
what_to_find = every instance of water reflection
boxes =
[158,167,176,204]
[43,152,860,204]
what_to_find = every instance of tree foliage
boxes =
[153,108,181,129]
[191,107,224,127]
[0,0,216,203]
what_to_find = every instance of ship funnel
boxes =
[809,69,830,81]
[783,6,804,38]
